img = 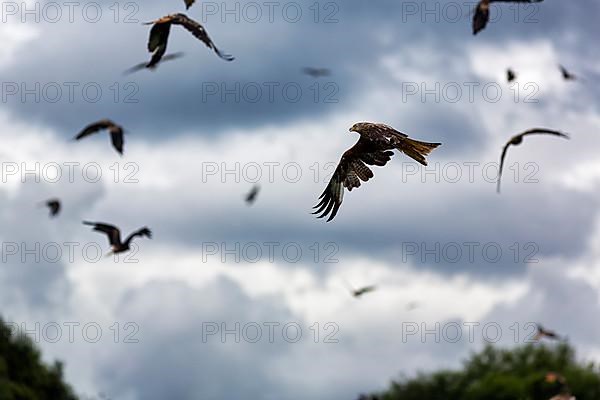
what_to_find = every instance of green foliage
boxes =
[0,318,78,400]
[369,343,600,400]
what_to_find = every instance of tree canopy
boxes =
[362,343,600,400]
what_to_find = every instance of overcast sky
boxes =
[1,0,600,399]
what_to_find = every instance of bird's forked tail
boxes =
[397,138,441,166]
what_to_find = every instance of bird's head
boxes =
[349,122,368,134]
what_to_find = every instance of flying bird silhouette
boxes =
[344,281,377,298]
[534,323,563,341]
[472,0,543,35]
[74,119,125,155]
[497,128,569,193]
[313,122,441,221]
[41,199,61,217]
[245,184,260,205]
[83,221,152,256]
[507,68,517,82]
[144,13,234,67]
[559,65,578,81]
[302,67,331,78]
[124,52,185,74]
[183,0,195,9]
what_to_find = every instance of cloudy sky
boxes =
[1,0,600,398]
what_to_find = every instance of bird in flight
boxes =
[124,52,185,74]
[245,184,260,205]
[302,67,331,78]
[144,13,234,68]
[344,281,377,298]
[497,128,569,193]
[534,323,563,341]
[41,199,61,217]
[183,0,195,9]
[313,122,441,221]
[74,119,125,155]
[83,221,152,256]
[507,68,517,83]
[472,0,543,35]
[559,65,578,81]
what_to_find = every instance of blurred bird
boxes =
[507,68,517,82]
[344,281,377,298]
[74,119,125,155]
[559,65,578,81]
[183,0,195,9]
[41,199,61,217]
[497,128,569,193]
[302,67,331,78]
[245,184,260,205]
[313,122,441,221]
[406,301,419,311]
[472,0,543,35]
[83,221,152,256]
[124,52,185,74]
[534,323,563,341]
[143,13,234,68]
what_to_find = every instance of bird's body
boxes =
[83,221,152,255]
[43,199,61,217]
[350,285,376,298]
[313,122,441,221]
[472,0,544,35]
[302,67,331,78]
[74,119,125,155]
[144,13,234,69]
[183,0,195,9]
[245,184,260,205]
[507,68,517,82]
[497,128,569,193]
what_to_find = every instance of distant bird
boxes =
[534,323,562,341]
[313,122,441,221]
[406,301,419,311]
[472,0,544,35]
[124,52,185,74]
[497,128,569,193]
[41,199,61,217]
[74,119,125,155]
[559,65,578,81]
[83,221,152,256]
[245,184,260,205]
[344,281,377,298]
[183,0,195,9]
[302,67,331,78]
[507,68,517,82]
[143,13,234,68]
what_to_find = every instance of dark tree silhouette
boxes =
[0,317,78,400]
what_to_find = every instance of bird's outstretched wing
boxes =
[124,227,153,246]
[147,21,172,67]
[75,120,115,140]
[124,53,184,75]
[519,128,569,139]
[184,0,195,9]
[245,185,260,205]
[83,221,122,247]
[497,142,511,193]
[313,138,393,222]
[170,14,234,61]
[110,127,124,155]
[355,286,377,296]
